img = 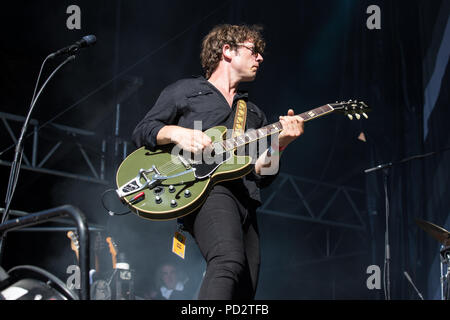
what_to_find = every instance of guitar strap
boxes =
[232,99,247,138]
[172,99,247,250]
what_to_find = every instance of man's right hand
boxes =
[157,125,212,154]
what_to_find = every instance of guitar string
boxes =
[144,121,289,178]
[155,105,351,172]
[156,140,237,175]
[152,130,276,176]
[148,121,290,176]
[131,105,366,188]
[153,142,223,174]
[134,107,350,187]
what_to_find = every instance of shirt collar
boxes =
[160,281,184,299]
[195,75,249,101]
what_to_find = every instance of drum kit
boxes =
[416,219,450,300]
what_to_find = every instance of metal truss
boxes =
[258,173,367,230]
[0,111,109,185]
[258,172,369,267]
[0,75,142,186]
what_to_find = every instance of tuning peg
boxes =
[362,112,368,119]
[347,114,353,120]
[355,113,361,120]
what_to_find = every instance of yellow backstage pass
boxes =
[172,231,186,259]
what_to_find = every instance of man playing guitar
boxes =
[132,24,304,299]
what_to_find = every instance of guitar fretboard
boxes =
[215,104,334,152]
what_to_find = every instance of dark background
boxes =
[0,0,449,300]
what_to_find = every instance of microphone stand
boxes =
[440,246,450,300]
[364,145,450,300]
[403,271,424,300]
[0,54,76,263]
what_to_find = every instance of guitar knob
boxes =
[347,114,353,120]
[170,199,177,207]
[155,196,162,204]
[184,189,191,198]
[362,112,368,119]
[355,113,361,120]
[169,185,175,193]
[153,186,163,194]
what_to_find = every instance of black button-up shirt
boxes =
[132,75,278,206]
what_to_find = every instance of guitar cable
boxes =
[100,189,131,216]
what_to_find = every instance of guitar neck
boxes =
[293,104,335,122]
[219,104,335,151]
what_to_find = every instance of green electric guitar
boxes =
[116,100,370,220]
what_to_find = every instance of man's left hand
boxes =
[278,109,305,148]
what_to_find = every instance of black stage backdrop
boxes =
[0,0,449,300]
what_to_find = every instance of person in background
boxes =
[149,262,192,300]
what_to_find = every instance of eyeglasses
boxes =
[236,43,260,57]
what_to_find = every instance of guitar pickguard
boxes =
[192,151,232,179]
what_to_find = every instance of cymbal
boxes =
[415,219,450,246]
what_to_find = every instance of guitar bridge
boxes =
[116,165,161,199]
[178,155,191,169]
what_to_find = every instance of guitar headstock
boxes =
[331,100,370,120]
[67,230,79,261]
[106,236,118,268]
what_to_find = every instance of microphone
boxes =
[404,271,424,300]
[49,35,97,59]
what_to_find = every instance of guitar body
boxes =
[116,126,253,220]
[115,100,370,221]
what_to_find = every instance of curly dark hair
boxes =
[200,24,266,79]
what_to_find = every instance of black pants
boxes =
[182,184,260,300]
